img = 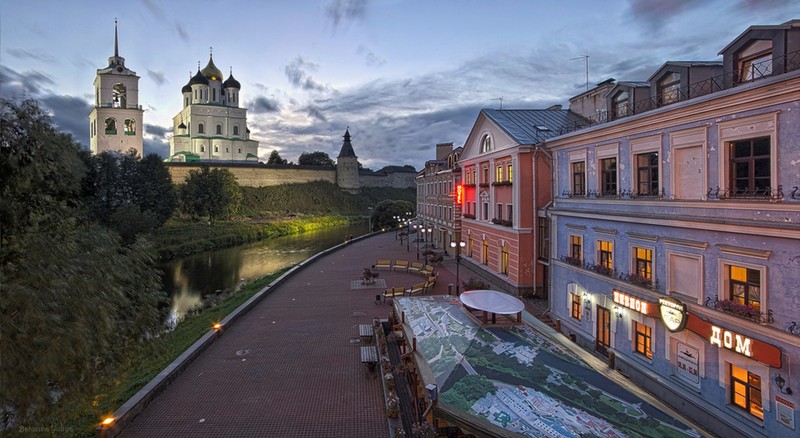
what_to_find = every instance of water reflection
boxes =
[161,223,367,324]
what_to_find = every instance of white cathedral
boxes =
[89,22,258,162]
[166,51,259,162]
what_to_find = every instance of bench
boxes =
[359,323,374,344]
[360,345,378,373]
[406,282,427,296]
[375,260,392,270]
[421,265,434,277]
[408,262,424,273]
[382,287,406,302]
[393,260,409,271]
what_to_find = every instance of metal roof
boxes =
[481,109,589,144]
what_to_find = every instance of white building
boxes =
[167,51,258,162]
[89,20,144,156]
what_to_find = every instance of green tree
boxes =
[297,151,335,167]
[370,199,414,231]
[266,149,288,165]
[180,165,242,224]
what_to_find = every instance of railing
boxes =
[707,186,784,201]
[560,188,667,200]
[490,218,513,227]
[704,295,773,324]
[559,256,660,291]
[789,186,800,200]
[554,49,800,136]
[491,181,512,187]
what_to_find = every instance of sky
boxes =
[1,0,798,171]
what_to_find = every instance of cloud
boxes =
[284,57,328,92]
[356,45,385,67]
[144,137,169,158]
[0,65,55,98]
[305,105,327,122]
[5,48,56,63]
[147,70,167,85]
[325,0,368,30]
[39,94,92,148]
[174,21,189,42]
[250,96,280,114]
[145,123,169,138]
[625,0,704,30]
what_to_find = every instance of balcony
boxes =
[559,256,660,291]
[490,218,513,227]
[704,295,773,324]
[491,181,512,187]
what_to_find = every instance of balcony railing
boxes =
[707,186,785,201]
[560,188,667,200]
[491,181,512,187]
[704,295,773,324]
[559,256,660,290]
[554,49,800,136]
[491,218,513,227]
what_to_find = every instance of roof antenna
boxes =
[570,55,590,91]
[491,96,503,109]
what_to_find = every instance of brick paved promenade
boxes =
[120,232,463,437]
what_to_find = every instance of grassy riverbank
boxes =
[152,214,363,259]
[64,270,286,436]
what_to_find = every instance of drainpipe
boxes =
[534,143,555,314]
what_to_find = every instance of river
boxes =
[161,222,369,326]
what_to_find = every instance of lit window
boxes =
[507,164,513,182]
[501,245,509,274]
[570,235,582,261]
[571,292,582,320]
[728,265,761,311]
[634,321,652,359]
[636,152,659,196]
[729,137,770,196]
[658,72,681,105]
[600,157,617,196]
[634,247,653,280]
[482,240,488,265]
[496,166,503,182]
[599,241,613,269]
[730,364,764,420]
[572,161,586,195]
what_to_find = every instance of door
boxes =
[596,306,611,356]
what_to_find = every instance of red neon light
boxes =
[456,184,463,205]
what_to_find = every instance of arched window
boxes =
[480,135,492,153]
[112,83,127,108]
[200,145,205,152]
[212,88,216,101]
[238,148,242,153]
[233,125,239,136]
[216,124,222,135]
[214,145,219,153]
[124,119,136,135]
[185,97,189,107]
[198,123,204,134]
[105,117,117,134]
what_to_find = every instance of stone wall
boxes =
[166,162,416,189]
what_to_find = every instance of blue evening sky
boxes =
[1,0,797,169]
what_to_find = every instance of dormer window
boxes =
[658,72,681,105]
[612,91,629,119]
[480,135,493,153]
[737,40,772,82]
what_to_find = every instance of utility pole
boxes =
[570,55,589,91]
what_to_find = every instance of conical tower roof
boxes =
[201,50,223,81]
[337,128,357,158]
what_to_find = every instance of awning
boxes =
[459,290,524,314]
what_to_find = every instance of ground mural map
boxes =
[396,296,701,438]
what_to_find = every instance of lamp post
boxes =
[405,220,411,252]
[413,224,419,260]
[450,241,466,295]
[368,207,373,232]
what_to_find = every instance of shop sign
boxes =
[676,342,700,385]
[659,297,687,332]
[685,313,782,368]
[455,184,463,205]
[776,396,796,430]
[613,290,655,316]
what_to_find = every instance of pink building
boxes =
[458,108,587,296]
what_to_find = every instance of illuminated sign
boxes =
[455,184,464,205]
[612,290,657,316]
[710,326,752,357]
[659,297,688,332]
[685,313,782,368]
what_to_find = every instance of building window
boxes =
[572,161,585,195]
[468,235,473,257]
[634,247,653,280]
[728,265,761,311]
[214,145,219,153]
[212,88,216,101]
[482,240,488,265]
[658,72,681,105]
[634,321,653,359]
[234,125,239,136]
[501,245,509,275]
[480,135,493,153]
[495,166,502,182]
[104,117,117,134]
[496,204,503,221]
[538,218,550,261]
[570,235,582,261]
[482,202,488,220]
[636,152,659,196]
[612,90,629,119]
[730,364,764,420]
[238,148,242,153]
[124,119,136,135]
[200,145,205,152]
[506,205,513,224]
[482,167,489,184]
[737,40,772,83]
[600,157,617,196]
[570,290,582,320]
[599,241,613,269]
[216,124,222,135]
[198,123,205,134]
[507,164,512,182]
[729,137,770,196]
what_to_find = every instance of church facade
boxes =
[167,52,259,162]
[89,21,144,156]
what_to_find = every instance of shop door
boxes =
[596,306,611,356]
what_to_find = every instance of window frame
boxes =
[598,240,613,270]
[480,134,493,153]
[736,39,773,83]
[612,90,630,119]
[717,114,778,197]
[635,151,660,196]
[730,364,764,420]
[198,123,205,134]
[571,161,586,196]
[570,234,583,261]
[570,291,582,321]
[729,136,771,196]
[633,321,653,360]
[719,259,767,314]
[500,245,509,275]
[599,157,617,196]
[657,72,681,105]
[630,244,655,284]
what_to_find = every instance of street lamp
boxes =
[413,224,419,260]
[368,207,373,232]
[394,215,400,239]
[450,241,466,295]
[405,220,411,252]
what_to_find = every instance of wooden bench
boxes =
[375,260,392,270]
[359,323,375,344]
[406,282,427,296]
[425,274,438,290]
[382,287,406,302]
[421,265,434,277]
[393,260,409,271]
[408,262,424,273]
[360,345,378,373]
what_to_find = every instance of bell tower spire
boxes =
[114,18,119,58]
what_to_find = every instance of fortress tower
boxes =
[89,20,144,156]
[336,128,360,193]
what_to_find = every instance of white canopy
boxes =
[459,290,524,314]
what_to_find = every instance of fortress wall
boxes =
[360,172,417,189]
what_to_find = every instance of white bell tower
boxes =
[89,19,144,156]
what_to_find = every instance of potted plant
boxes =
[386,395,400,418]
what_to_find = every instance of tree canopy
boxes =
[180,165,242,224]
[369,199,415,231]
[266,150,288,165]
[297,151,335,167]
